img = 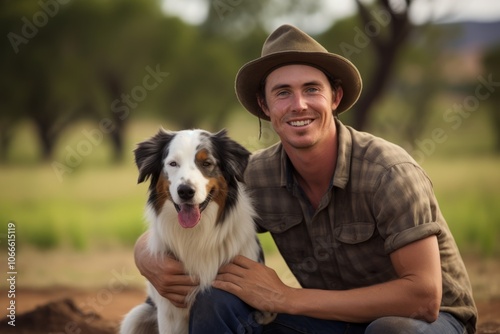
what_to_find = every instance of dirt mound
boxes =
[0,299,117,334]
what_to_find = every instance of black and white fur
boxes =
[120,129,274,334]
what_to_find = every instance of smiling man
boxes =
[134,24,477,333]
[256,64,342,209]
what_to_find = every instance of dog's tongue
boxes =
[178,204,201,228]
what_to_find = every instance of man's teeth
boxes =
[289,120,312,127]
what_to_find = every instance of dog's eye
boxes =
[202,160,212,167]
[168,161,178,167]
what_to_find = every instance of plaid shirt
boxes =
[245,119,477,333]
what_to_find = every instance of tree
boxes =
[378,23,452,145]
[156,27,242,130]
[201,0,322,37]
[0,0,165,161]
[199,0,416,132]
[157,0,323,131]
[0,1,85,160]
[350,0,413,130]
[0,0,450,162]
[482,44,500,153]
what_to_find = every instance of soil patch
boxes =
[0,298,115,334]
[1,249,498,333]
[0,287,498,333]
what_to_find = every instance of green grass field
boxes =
[1,119,499,256]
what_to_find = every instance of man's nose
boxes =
[290,93,307,112]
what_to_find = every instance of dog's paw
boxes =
[253,310,277,325]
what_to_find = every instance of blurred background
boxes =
[0,0,499,328]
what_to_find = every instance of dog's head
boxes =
[134,129,251,228]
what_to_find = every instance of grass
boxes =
[422,157,500,256]
[0,164,146,250]
[1,119,499,256]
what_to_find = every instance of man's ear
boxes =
[332,85,344,111]
[257,95,271,118]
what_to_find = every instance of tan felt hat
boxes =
[235,24,362,121]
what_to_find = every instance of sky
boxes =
[162,0,500,34]
[409,0,500,24]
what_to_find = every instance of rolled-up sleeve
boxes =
[373,162,443,254]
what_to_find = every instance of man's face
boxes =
[259,64,343,151]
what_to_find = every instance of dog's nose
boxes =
[177,184,195,200]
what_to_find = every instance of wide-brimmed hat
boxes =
[235,24,362,121]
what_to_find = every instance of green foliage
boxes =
[0,0,254,159]
[1,0,498,162]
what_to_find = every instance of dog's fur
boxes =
[120,129,274,334]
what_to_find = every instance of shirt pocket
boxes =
[262,213,303,234]
[334,222,395,287]
[335,222,375,244]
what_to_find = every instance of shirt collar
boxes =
[333,118,352,189]
[280,118,353,190]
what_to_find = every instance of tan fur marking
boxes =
[208,176,228,222]
[195,149,209,163]
[196,148,228,221]
[154,176,171,214]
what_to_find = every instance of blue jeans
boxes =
[189,288,466,334]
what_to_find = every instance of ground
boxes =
[0,248,499,333]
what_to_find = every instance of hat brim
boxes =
[235,51,362,121]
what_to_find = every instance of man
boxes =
[134,24,477,333]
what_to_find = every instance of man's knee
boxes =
[190,288,262,334]
[366,316,427,334]
[366,312,466,334]
[192,288,238,313]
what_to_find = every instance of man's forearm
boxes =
[283,276,440,323]
[281,237,442,323]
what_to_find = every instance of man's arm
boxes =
[134,232,199,308]
[213,235,442,323]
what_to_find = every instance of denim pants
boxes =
[189,288,466,334]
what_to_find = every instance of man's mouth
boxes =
[288,119,312,127]
[174,190,213,228]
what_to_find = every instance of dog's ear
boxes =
[134,128,174,184]
[212,129,251,182]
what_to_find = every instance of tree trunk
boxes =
[102,71,126,163]
[0,125,13,162]
[352,0,412,130]
[33,115,57,161]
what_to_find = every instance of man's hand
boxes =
[134,232,199,308]
[212,255,292,313]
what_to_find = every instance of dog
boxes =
[120,128,275,334]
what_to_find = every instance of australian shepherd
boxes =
[120,129,274,334]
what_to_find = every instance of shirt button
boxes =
[316,250,329,260]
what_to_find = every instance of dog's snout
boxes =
[177,184,195,200]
